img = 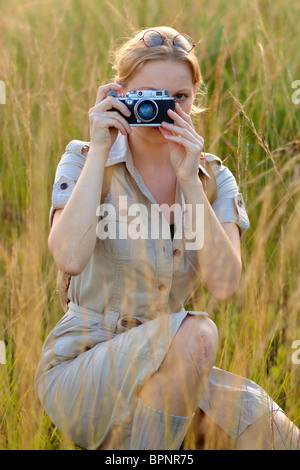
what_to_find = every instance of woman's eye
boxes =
[174,93,187,101]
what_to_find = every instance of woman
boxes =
[35,26,300,450]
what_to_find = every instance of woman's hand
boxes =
[160,103,204,184]
[88,83,132,152]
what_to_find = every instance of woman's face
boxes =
[123,60,196,143]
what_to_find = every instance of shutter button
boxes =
[60,182,68,190]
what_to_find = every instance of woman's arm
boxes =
[48,145,109,275]
[48,83,132,276]
[161,104,243,300]
[180,178,242,300]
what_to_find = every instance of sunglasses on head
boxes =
[140,29,196,53]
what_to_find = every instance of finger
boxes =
[163,134,201,152]
[90,113,130,136]
[161,122,200,146]
[104,111,132,134]
[167,109,204,145]
[95,83,122,106]
[167,108,191,128]
[174,102,193,126]
[98,116,130,136]
[168,108,199,137]
[90,95,131,118]
[104,96,132,117]
[158,126,173,137]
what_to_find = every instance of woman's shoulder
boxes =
[204,152,250,237]
[52,139,91,185]
[203,152,228,176]
[204,152,238,186]
[203,152,245,208]
[203,152,223,166]
[62,139,91,157]
[59,136,126,165]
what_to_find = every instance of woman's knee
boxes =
[187,315,218,366]
[171,314,218,370]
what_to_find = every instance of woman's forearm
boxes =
[48,145,109,275]
[180,178,242,299]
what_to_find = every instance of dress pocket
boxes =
[96,214,150,260]
[52,312,113,361]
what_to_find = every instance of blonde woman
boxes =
[35,27,300,450]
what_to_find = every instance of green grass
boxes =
[0,0,299,449]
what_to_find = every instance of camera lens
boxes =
[135,99,158,122]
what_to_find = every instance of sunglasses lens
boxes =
[173,34,194,52]
[143,30,164,47]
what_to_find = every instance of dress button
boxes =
[173,249,181,257]
[60,182,68,190]
[119,208,127,217]
[158,284,167,292]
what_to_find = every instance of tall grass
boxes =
[0,0,299,449]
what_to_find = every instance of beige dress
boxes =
[35,134,282,449]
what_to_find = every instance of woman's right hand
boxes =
[88,83,132,151]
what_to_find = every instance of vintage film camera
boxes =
[108,89,175,126]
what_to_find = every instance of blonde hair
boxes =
[110,26,207,115]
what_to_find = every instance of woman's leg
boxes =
[139,314,218,415]
[130,314,218,449]
[236,411,300,450]
[181,405,300,450]
[181,408,235,450]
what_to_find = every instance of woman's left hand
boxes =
[160,102,204,184]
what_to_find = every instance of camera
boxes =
[108,90,175,126]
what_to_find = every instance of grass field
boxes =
[0,0,299,449]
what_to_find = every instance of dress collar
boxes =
[105,132,222,179]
